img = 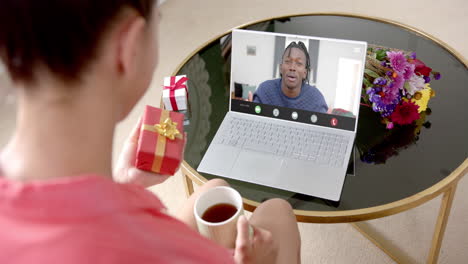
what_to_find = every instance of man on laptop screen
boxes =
[253,41,328,113]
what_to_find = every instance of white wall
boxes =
[231,32,275,89]
[315,40,365,112]
[334,58,362,114]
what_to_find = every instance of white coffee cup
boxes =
[194,186,244,248]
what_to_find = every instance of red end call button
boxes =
[331,118,338,127]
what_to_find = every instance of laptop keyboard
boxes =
[215,116,349,168]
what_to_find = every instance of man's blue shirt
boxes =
[253,78,328,113]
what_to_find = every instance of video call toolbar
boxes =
[231,99,356,131]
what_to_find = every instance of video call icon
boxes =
[310,114,317,123]
[255,105,261,114]
[273,108,279,117]
[291,112,298,120]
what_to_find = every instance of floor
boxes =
[1,0,467,263]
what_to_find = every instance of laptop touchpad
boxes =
[230,150,282,182]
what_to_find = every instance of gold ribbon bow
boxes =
[155,118,182,140]
[143,110,183,173]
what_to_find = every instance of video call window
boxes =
[230,30,365,118]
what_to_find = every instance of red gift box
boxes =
[135,105,185,175]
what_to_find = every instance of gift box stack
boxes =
[162,75,190,125]
[134,75,191,175]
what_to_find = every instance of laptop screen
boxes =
[230,29,367,132]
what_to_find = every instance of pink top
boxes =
[0,174,234,264]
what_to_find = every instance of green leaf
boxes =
[404,82,411,91]
[376,49,387,61]
[363,78,373,88]
[364,69,380,79]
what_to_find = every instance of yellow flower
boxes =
[411,84,433,113]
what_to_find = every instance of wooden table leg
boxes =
[182,172,195,197]
[427,184,457,264]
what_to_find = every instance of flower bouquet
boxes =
[362,44,440,129]
[356,45,440,164]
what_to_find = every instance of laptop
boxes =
[198,29,367,201]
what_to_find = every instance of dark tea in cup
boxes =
[201,203,238,223]
[194,186,244,248]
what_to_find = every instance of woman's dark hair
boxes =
[282,41,310,83]
[0,0,156,85]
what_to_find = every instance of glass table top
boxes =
[177,15,467,212]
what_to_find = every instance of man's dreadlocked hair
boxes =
[282,41,311,83]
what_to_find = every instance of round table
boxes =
[173,14,467,263]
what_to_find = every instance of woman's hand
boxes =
[234,216,278,264]
[113,117,171,188]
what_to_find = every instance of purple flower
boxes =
[368,92,396,117]
[374,94,383,103]
[383,81,400,104]
[383,103,398,117]
[386,103,398,112]
[381,61,387,66]
[402,63,415,80]
[381,89,399,105]
[433,72,441,80]
[392,74,405,91]
[410,52,417,59]
[372,103,381,112]
[386,71,393,76]
[373,77,387,86]
[387,51,410,73]
[406,75,426,95]
[367,88,380,102]
[386,122,394,129]
[423,76,431,83]
[367,85,399,118]
[385,110,393,117]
